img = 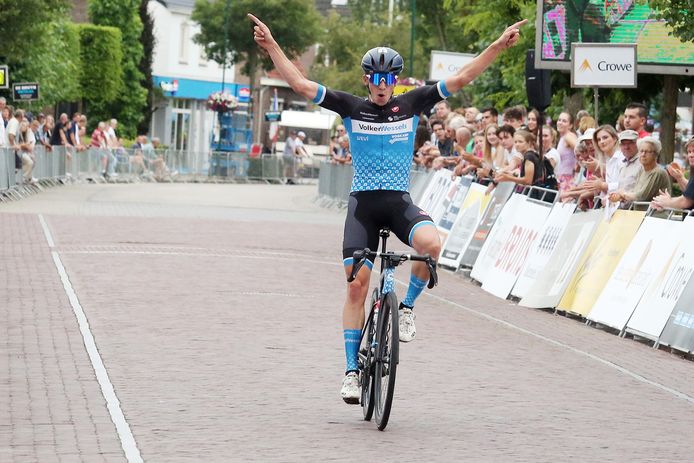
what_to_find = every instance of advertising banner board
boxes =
[626,217,694,340]
[417,169,453,215]
[435,176,473,245]
[587,217,680,330]
[657,274,694,353]
[470,193,525,284]
[557,210,645,317]
[519,209,602,309]
[481,199,552,299]
[410,170,435,205]
[438,182,490,269]
[460,182,515,268]
[430,176,464,225]
[512,202,577,299]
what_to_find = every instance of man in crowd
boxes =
[502,106,524,130]
[480,107,498,129]
[623,102,650,138]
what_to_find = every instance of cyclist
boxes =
[249,13,526,403]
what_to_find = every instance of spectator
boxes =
[0,108,5,149]
[50,113,69,146]
[623,102,650,138]
[615,129,643,194]
[432,120,454,157]
[69,114,87,152]
[526,108,540,136]
[480,107,498,129]
[556,111,578,192]
[282,130,298,181]
[477,123,501,178]
[610,137,671,205]
[542,125,561,169]
[502,106,524,130]
[413,117,431,156]
[92,121,117,179]
[2,106,11,128]
[130,135,148,174]
[497,124,519,172]
[434,100,451,124]
[651,175,694,210]
[16,119,36,183]
[666,138,694,191]
[36,115,53,151]
[577,115,597,135]
[493,129,548,188]
[464,107,479,125]
[331,135,352,165]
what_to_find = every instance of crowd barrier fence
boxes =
[0,147,319,200]
[317,164,694,357]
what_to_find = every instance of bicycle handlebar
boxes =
[347,248,438,289]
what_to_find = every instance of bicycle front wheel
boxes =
[360,289,378,421]
[374,291,399,430]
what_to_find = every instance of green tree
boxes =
[650,0,694,43]
[77,24,124,127]
[89,0,147,138]
[7,20,82,110]
[311,11,424,97]
[0,0,70,57]
[192,0,322,92]
[137,0,156,135]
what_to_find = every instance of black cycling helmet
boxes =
[361,47,404,75]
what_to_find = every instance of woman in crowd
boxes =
[666,138,694,191]
[493,129,547,188]
[541,125,560,169]
[478,123,501,178]
[526,108,541,137]
[555,111,578,192]
[609,137,671,204]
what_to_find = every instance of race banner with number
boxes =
[512,202,577,299]
[470,193,526,284]
[438,182,491,269]
[459,182,515,268]
[587,217,681,330]
[557,210,645,317]
[519,209,603,309]
[626,217,694,340]
[481,197,553,299]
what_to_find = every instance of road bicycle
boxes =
[348,228,438,430]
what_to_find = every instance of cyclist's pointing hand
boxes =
[248,13,276,50]
[496,19,528,49]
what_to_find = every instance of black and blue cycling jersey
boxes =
[313,81,451,192]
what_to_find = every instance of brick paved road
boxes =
[2,183,694,462]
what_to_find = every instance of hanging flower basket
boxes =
[207,91,239,113]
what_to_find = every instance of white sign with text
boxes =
[571,43,637,88]
[429,50,475,81]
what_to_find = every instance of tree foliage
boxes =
[0,0,70,58]
[7,20,82,110]
[650,0,694,43]
[138,0,156,135]
[77,24,124,118]
[192,0,322,89]
[89,0,147,138]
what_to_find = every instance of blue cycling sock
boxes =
[344,329,361,373]
[402,274,427,308]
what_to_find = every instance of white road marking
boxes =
[38,215,143,463]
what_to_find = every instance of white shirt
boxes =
[618,153,643,193]
[545,147,560,168]
[0,119,6,148]
[6,117,19,146]
[606,150,625,193]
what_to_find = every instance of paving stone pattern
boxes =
[2,184,693,462]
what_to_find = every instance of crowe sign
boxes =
[571,43,637,88]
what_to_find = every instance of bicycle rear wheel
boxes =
[374,291,399,430]
[360,289,378,421]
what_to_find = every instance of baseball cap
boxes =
[297,131,306,138]
[578,128,595,143]
[618,129,638,142]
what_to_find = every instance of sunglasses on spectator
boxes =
[368,72,397,86]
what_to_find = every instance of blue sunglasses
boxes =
[369,72,397,86]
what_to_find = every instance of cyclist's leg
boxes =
[390,192,441,308]
[342,192,379,372]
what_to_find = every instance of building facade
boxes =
[149,0,248,156]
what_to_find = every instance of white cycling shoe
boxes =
[340,372,360,404]
[398,305,416,342]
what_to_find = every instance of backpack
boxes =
[538,156,558,190]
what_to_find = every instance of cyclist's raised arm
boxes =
[248,13,319,101]
[444,19,527,94]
